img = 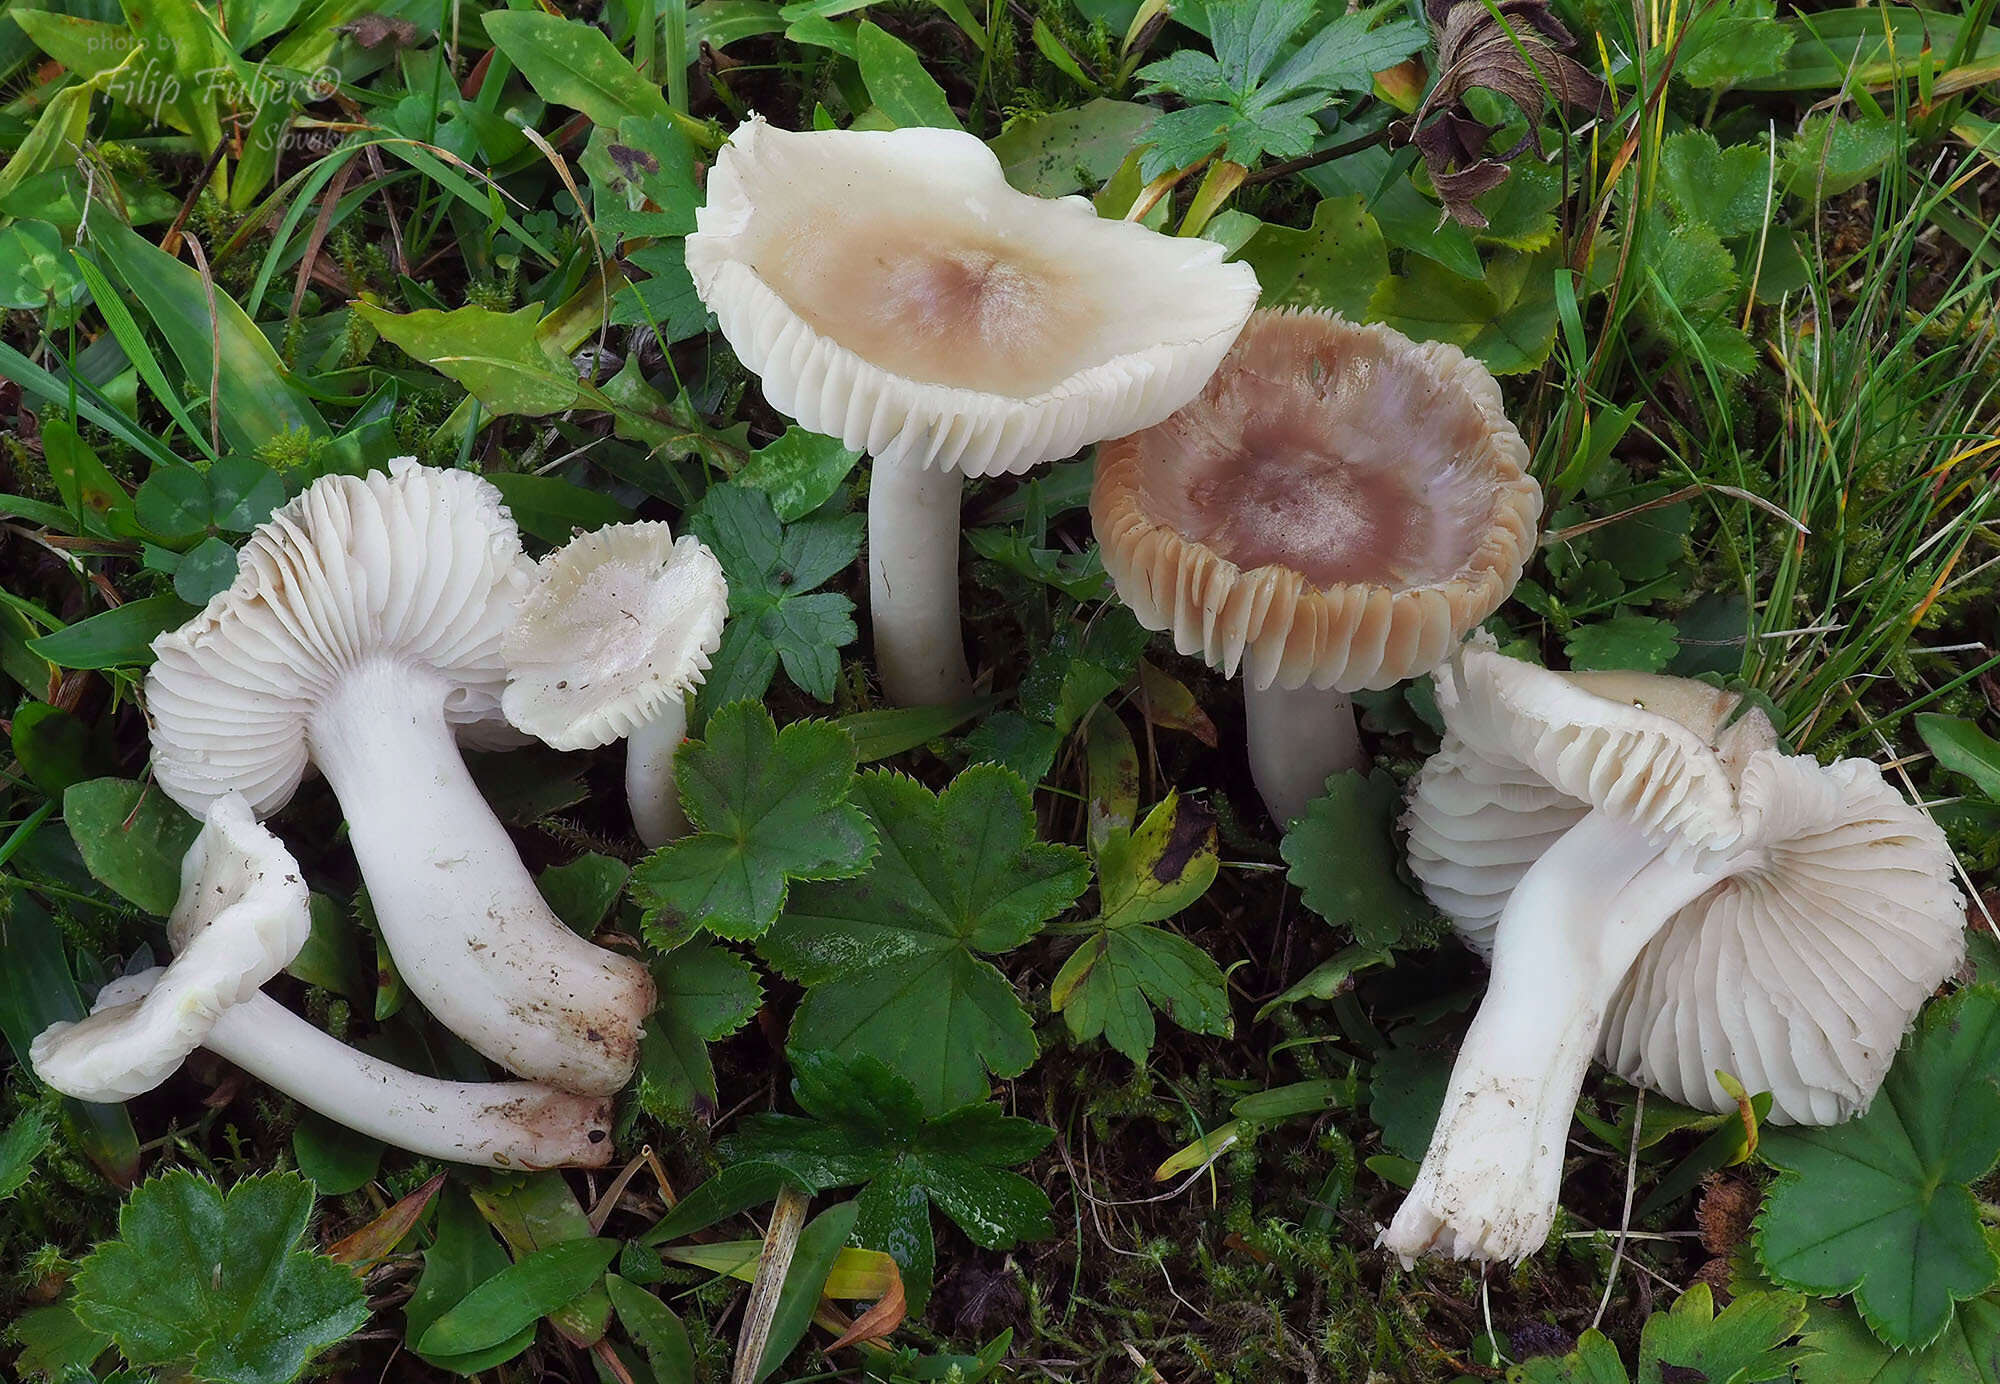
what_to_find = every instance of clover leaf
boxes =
[633,701,875,943]
[758,764,1091,1114]
[1052,793,1232,1064]
[1280,769,1437,951]
[1135,0,1426,178]
[719,1050,1053,1313]
[1509,1284,1809,1383]
[689,482,863,709]
[1756,986,2000,1350]
[73,1169,368,1384]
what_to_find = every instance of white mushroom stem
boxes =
[309,658,653,1095]
[1381,810,1761,1264]
[1244,680,1364,828]
[626,704,689,847]
[100,971,613,1168]
[868,453,973,706]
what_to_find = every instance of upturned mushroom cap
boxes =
[502,522,728,750]
[30,793,309,1102]
[145,457,532,817]
[1404,640,1966,1125]
[685,115,1260,477]
[1091,309,1540,692]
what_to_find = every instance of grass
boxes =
[0,0,1997,1381]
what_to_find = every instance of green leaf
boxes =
[1367,250,1560,375]
[357,303,586,417]
[720,1051,1054,1312]
[1052,794,1231,1062]
[1917,715,2000,803]
[833,697,998,763]
[689,483,862,707]
[760,765,1091,1113]
[634,701,875,942]
[1795,1292,2000,1383]
[1565,615,1682,672]
[482,10,672,126]
[484,472,633,545]
[1659,131,1773,240]
[538,853,630,936]
[63,777,201,915]
[1280,770,1434,950]
[637,941,766,1117]
[1636,210,1757,374]
[1756,986,2000,1350]
[735,427,863,523]
[416,1238,620,1357]
[292,1112,382,1197]
[756,1200,862,1382]
[604,1275,695,1383]
[12,701,102,796]
[87,219,327,454]
[43,417,134,539]
[0,1106,53,1200]
[612,241,712,343]
[583,114,700,242]
[855,21,961,129]
[1234,195,1388,320]
[1508,1285,1808,1382]
[1367,1037,1453,1162]
[407,1185,533,1373]
[174,535,241,604]
[1782,113,1898,200]
[1676,0,1794,87]
[687,0,788,51]
[72,1169,368,1384]
[27,594,196,670]
[988,99,1159,196]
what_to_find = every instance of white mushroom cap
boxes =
[30,793,308,1101]
[1405,641,1966,1125]
[686,115,1260,478]
[1091,310,1541,693]
[502,522,728,750]
[145,457,533,817]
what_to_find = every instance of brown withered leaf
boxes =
[338,14,421,49]
[1394,0,1611,226]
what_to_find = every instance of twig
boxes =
[1591,1087,1644,1330]
[731,1184,809,1384]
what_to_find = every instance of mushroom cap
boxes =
[29,794,310,1102]
[685,115,1260,478]
[1404,642,1965,1125]
[502,522,729,751]
[1090,309,1540,693]
[145,458,534,817]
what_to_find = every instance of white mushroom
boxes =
[144,459,653,1096]
[686,115,1259,705]
[30,795,612,1169]
[1091,309,1541,826]
[502,522,728,847]
[1382,639,1965,1264]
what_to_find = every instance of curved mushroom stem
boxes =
[1381,810,1756,1263]
[212,993,614,1169]
[1244,680,1364,828]
[309,658,654,1095]
[868,452,973,706]
[626,704,689,848]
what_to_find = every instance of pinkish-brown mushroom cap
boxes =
[1091,308,1541,692]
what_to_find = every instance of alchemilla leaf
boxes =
[1507,1283,1809,1383]
[72,1169,368,1384]
[759,764,1090,1113]
[719,1050,1054,1312]
[1756,985,2000,1350]
[1281,770,1436,951]
[633,700,875,942]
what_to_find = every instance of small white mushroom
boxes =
[1091,309,1541,826]
[30,795,612,1169]
[502,522,728,847]
[686,115,1260,705]
[1381,639,1966,1264]
[144,459,653,1095]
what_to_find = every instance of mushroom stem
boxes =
[868,453,973,706]
[1243,680,1364,827]
[309,658,653,1095]
[627,706,689,847]
[1381,809,1755,1263]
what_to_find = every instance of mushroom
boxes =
[30,794,612,1169]
[502,522,729,847]
[1382,638,1966,1263]
[686,115,1260,705]
[144,458,653,1096]
[1091,308,1541,826]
